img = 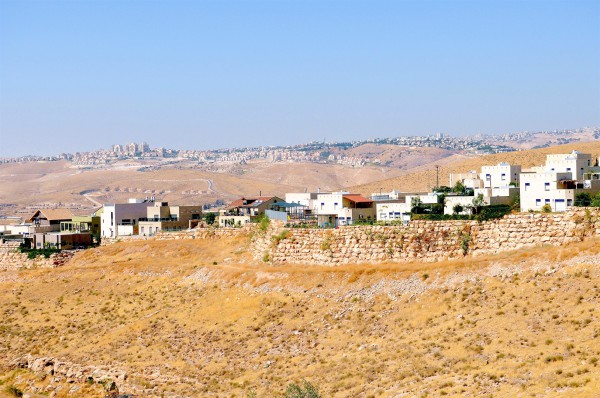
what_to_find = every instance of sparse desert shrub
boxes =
[5,385,23,397]
[461,232,471,256]
[284,380,321,398]
[271,229,292,246]
[541,204,552,213]
[258,214,271,232]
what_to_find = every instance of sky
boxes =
[0,0,599,157]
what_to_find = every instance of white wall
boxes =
[480,163,521,188]
[520,172,572,212]
[101,203,152,238]
[285,193,319,213]
[376,202,410,221]
[544,152,592,180]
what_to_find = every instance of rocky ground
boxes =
[0,235,599,397]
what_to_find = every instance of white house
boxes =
[449,171,482,189]
[480,163,521,188]
[519,151,600,212]
[311,192,375,227]
[101,199,155,238]
[375,201,411,222]
[544,151,592,180]
[285,192,320,214]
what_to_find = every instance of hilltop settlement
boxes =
[1,149,599,252]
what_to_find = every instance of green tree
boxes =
[452,203,464,215]
[541,204,552,213]
[453,180,466,194]
[257,214,271,231]
[204,212,216,225]
[574,193,592,207]
[471,194,485,214]
[592,192,600,207]
[410,197,424,214]
[511,191,520,211]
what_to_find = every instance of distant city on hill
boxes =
[2,126,598,167]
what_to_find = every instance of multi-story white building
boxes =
[544,151,592,180]
[480,162,521,188]
[520,151,600,212]
[101,199,155,238]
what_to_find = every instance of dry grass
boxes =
[1,235,600,397]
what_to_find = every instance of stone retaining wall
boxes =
[99,209,600,266]
[0,242,78,270]
[253,208,600,265]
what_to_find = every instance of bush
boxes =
[18,247,61,259]
[283,380,321,398]
[541,204,552,213]
[574,193,592,207]
[411,204,511,222]
[204,212,216,225]
[5,385,23,397]
[257,214,271,231]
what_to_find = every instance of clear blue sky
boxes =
[1,0,599,157]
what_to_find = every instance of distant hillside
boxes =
[347,140,600,194]
[0,146,451,216]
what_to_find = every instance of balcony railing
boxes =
[138,217,179,222]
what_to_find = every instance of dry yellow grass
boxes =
[1,234,600,397]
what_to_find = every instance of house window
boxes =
[545,199,550,204]
[501,173,506,181]
[536,199,541,206]
[320,203,324,210]
[566,167,571,172]
[544,182,550,191]
[485,174,491,180]
[524,182,530,191]
[567,199,573,206]
[334,202,338,210]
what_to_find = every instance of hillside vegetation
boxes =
[349,140,600,194]
[1,233,599,397]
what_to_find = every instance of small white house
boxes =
[375,201,411,222]
[480,162,521,188]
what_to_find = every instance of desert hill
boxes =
[348,140,600,194]
[1,234,599,397]
[0,146,450,217]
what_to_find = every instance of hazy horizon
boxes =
[1,0,599,157]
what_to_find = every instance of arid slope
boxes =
[1,234,599,397]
